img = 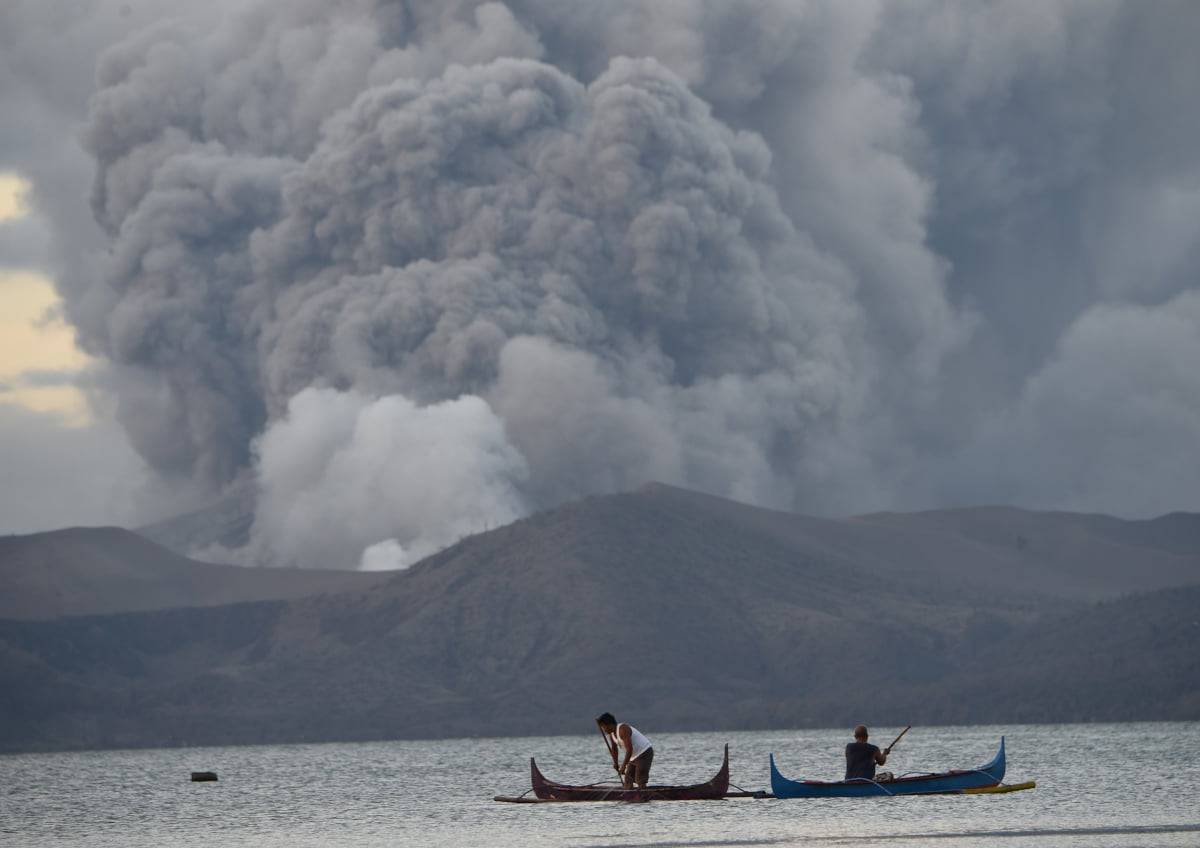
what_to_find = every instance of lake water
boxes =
[4,723,1198,847]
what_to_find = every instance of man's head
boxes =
[596,712,617,732]
[854,725,869,741]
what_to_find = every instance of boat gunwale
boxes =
[795,767,993,787]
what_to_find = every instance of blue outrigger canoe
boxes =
[770,737,1006,798]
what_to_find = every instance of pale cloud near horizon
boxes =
[0,269,93,424]
[2,1,1199,564]
[0,173,30,222]
[0,174,91,418]
[0,172,150,532]
[0,401,146,532]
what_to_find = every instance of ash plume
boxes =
[77,5,899,568]
[5,0,1198,560]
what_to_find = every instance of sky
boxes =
[1,176,91,423]
[1,1,1199,569]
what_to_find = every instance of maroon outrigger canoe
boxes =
[496,745,730,802]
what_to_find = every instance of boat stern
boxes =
[978,736,1006,784]
[530,757,554,800]
[768,753,793,798]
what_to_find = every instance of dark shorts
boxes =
[625,747,654,787]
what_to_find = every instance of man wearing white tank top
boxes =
[596,712,654,788]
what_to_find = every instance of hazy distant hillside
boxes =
[861,505,1200,556]
[135,481,1200,603]
[0,527,391,620]
[959,584,1200,722]
[1,485,1197,752]
[609,484,1200,602]
[852,505,1200,599]
[135,479,255,557]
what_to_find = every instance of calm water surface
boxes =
[4,723,1198,847]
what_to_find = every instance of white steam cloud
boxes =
[251,387,527,570]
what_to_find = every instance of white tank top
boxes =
[611,723,652,761]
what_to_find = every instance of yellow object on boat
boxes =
[964,780,1036,794]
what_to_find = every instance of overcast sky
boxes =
[2,1,1198,568]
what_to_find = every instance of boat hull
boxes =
[770,737,1006,798]
[530,744,729,802]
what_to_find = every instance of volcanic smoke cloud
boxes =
[79,2,902,568]
[8,0,1198,566]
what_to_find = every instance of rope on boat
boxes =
[868,767,1000,794]
[499,774,625,802]
[556,779,633,802]
[959,769,1003,782]
[726,781,773,799]
[495,787,537,801]
[841,777,896,796]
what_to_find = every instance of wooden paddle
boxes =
[884,725,912,755]
[597,721,623,781]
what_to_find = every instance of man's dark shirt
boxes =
[845,742,881,780]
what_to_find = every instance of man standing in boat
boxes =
[845,725,889,780]
[596,713,654,789]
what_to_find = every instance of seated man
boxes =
[845,724,888,781]
[596,712,654,788]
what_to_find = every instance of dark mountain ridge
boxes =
[2,484,1197,752]
[0,526,390,620]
